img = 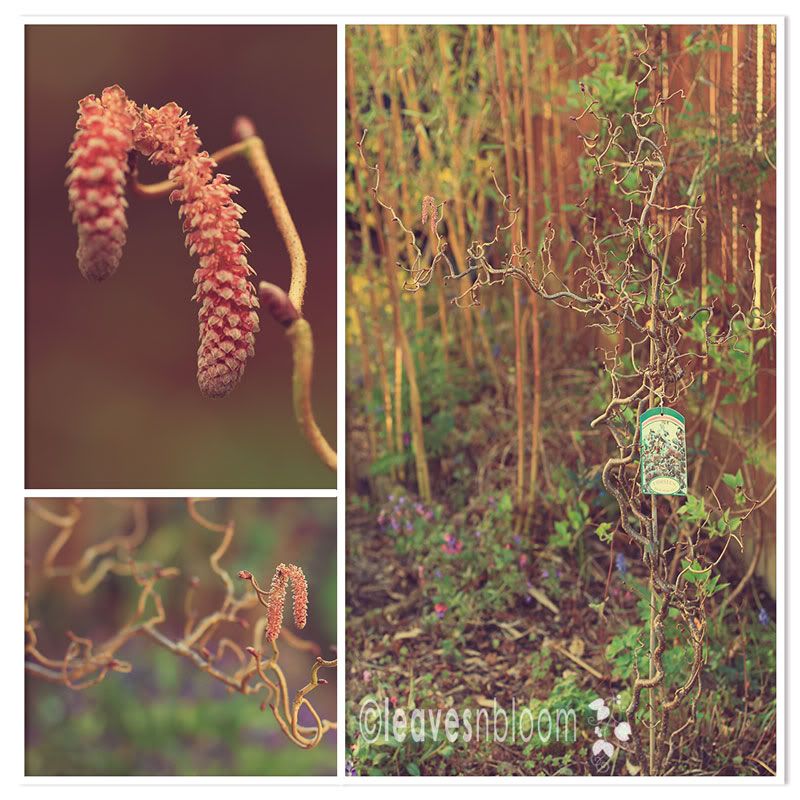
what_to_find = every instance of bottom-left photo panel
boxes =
[24,497,337,777]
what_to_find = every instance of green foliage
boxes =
[27,668,335,776]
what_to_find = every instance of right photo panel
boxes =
[345,24,778,777]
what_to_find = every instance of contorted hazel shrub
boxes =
[66,87,260,398]
[66,85,137,281]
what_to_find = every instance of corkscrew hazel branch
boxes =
[259,280,337,472]
[26,498,336,750]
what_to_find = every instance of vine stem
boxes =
[648,250,659,776]
[649,502,658,776]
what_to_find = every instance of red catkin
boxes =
[421,195,437,226]
[264,563,308,641]
[134,102,260,398]
[265,566,289,642]
[66,85,137,281]
[285,564,308,630]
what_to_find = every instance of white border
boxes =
[2,3,788,792]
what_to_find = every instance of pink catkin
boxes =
[133,103,260,398]
[285,564,308,630]
[265,567,288,642]
[264,563,308,641]
[66,85,137,281]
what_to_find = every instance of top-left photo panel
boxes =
[25,24,337,489]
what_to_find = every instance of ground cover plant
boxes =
[345,23,777,777]
[25,498,337,775]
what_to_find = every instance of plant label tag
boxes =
[640,407,687,496]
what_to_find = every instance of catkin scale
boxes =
[66,85,137,281]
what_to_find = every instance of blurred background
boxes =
[25,497,337,776]
[25,25,336,488]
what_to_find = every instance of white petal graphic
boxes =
[614,722,632,742]
[588,698,605,710]
[592,739,615,758]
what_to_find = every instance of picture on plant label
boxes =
[25,497,337,776]
[345,23,779,778]
[26,24,336,489]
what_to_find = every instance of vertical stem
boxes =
[519,24,542,518]
[347,269,378,473]
[544,26,571,333]
[347,38,396,477]
[731,24,739,278]
[493,25,526,509]
[393,343,405,479]
[475,309,505,398]
[367,29,431,499]
[754,24,764,321]
[648,500,658,776]
[385,26,424,336]
[436,27,477,372]
[647,229,659,773]
[700,208,708,386]
[435,266,450,376]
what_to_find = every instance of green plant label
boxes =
[640,407,687,496]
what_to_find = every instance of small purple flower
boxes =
[615,553,628,575]
[541,569,549,579]
[345,760,357,777]
[758,607,770,626]
[514,535,521,546]
[434,568,442,579]
[474,529,482,539]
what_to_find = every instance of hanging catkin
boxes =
[66,85,137,281]
[133,101,260,398]
[264,563,308,641]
